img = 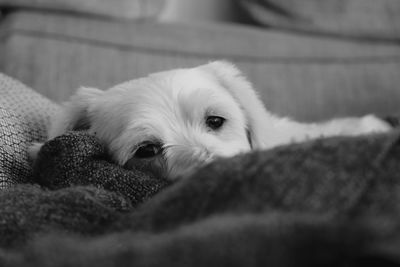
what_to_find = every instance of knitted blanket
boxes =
[1,131,400,267]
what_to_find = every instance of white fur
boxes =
[29,61,391,180]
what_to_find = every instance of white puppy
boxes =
[30,61,391,180]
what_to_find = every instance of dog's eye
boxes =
[206,116,225,130]
[134,142,162,158]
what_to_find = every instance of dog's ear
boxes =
[201,61,272,149]
[48,87,104,139]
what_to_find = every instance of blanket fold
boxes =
[0,184,129,248]
[3,213,399,267]
[1,130,400,266]
[33,131,170,205]
[118,131,400,233]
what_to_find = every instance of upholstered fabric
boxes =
[237,0,400,40]
[0,73,59,189]
[0,0,166,20]
[2,11,400,123]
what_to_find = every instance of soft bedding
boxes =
[1,130,400,266]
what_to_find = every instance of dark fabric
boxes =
[119,131,400,233]
[1,131,400,266]
[3,214,399,267]
[0,132,169,249]
[33,132,170,205]
[0,185,130,248]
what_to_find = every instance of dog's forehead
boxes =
[153,68,239,110]
[151,68,223,95]
[110,68,224,98]
[104,67,244,132]
[110,68,235,109]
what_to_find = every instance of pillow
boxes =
[0,73,59,189]
[237,0,400,40]
[0,0,166,20]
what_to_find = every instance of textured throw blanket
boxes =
[1,131,400,267]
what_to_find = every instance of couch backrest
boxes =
[1,11,400,121]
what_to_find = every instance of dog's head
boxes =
[50,61,271,180]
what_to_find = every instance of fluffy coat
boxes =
[30,61,390,180]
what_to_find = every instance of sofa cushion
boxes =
[0,73,59,189]
[237,0,400,40]
[0,0,166,20]
[2,11,400,122]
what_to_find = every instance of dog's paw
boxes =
[28,142,44,161]
[360,115,392,133]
